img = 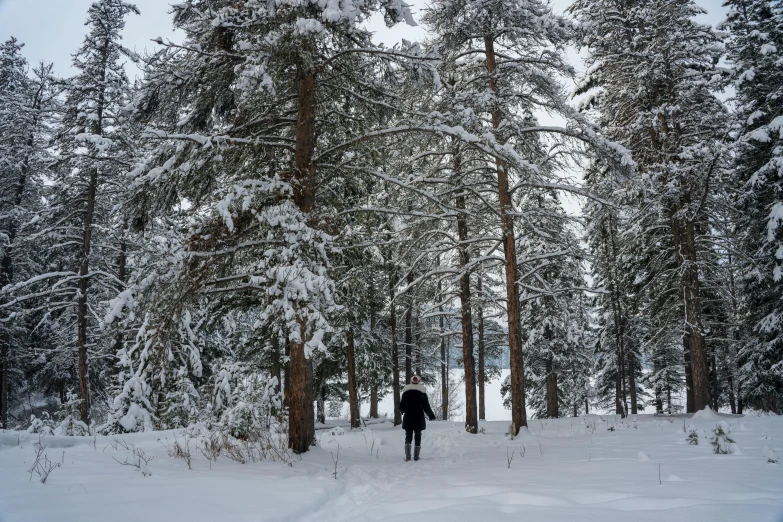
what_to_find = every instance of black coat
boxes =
[399,384,436,431]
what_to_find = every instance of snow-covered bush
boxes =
[329,426,346,437]
[27,413,55,435]
[762,446,779,464]
[711,421,739,454]
[210,363,282,441]
[686,425,700,445]
[53,392,89,436]
[100,375,155,434]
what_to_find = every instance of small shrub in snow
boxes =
[211,367,282,441]
[27,413,54,435]
[686,426,700,445]
[53,393,89,436]
[607,426,615,432]
[27,439,62,484]
[762,446,779,464]
[329,426,346,437]
[113,445,154,477]
[710,421,737,454]
[161,436,193,469]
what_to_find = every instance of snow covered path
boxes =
[1,413,782,521]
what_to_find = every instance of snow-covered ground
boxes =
[1,410,781,521]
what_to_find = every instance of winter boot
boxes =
[405,444,412,462]
[414,446,421,461]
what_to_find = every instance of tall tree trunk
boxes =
[1,337,7,429]
[405,270,414,383]
[727,372,737,415]
[289,325,314,453]
[437,256,448,421]
[316,382,325,424]
[684,336,695,413]
[477,276,486,421]
[346,329,360,429]
[455,184,478,433]
[601,217,627,418]
[369,292,379,419]
[288,69,318,454]
[390,269,401,425]
[655,377,664,415]
[711,349,720,411]
[628,349,638,414]
[77,167,98,425]
[414,308,421,377]
[585,396,589,415]
[483,34,526,434]
[75,35,111,427]
[546,358,558,418]
[671,217,711,411]
[370,387,378,419]
[283,339,291,409]
[620,345,628,415]
[112,221,127,376]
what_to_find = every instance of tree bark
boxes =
[483,34,526,434]
[671,217,711,411]
[477,276,486,421]
[390,269,401,425]
[289,328,314,453]
[728,372,737,415]
[1,337,7,429]
[346,329,360,429]
[370,386,378,418]
[546,358,558,418]
[628,349,638,414]
[288,69,318,454]
[710,348,720,411]
[601,215,627,418]
[369,291,379,419]
[316,382,325,424]
[77,167,98,425]
[283,339,291,409]
[405,270,414,383]
[437,257,448,421]
[455,185,478,433]
[684,337,694,413]
[112,221,127,376]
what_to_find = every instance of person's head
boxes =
[410,375,421,385]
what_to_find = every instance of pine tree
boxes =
[119,0,437,452]
[572,0,727,412]
[423,0,612,435]
[0,39,57,428]
[721,0,783,413]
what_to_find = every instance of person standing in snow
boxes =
[399,375,436,461]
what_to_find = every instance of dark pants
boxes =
[405,429,422,446]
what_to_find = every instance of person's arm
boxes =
[424,394,436,421]
[399,391,407,415]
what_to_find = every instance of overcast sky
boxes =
[0,0,727,80]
